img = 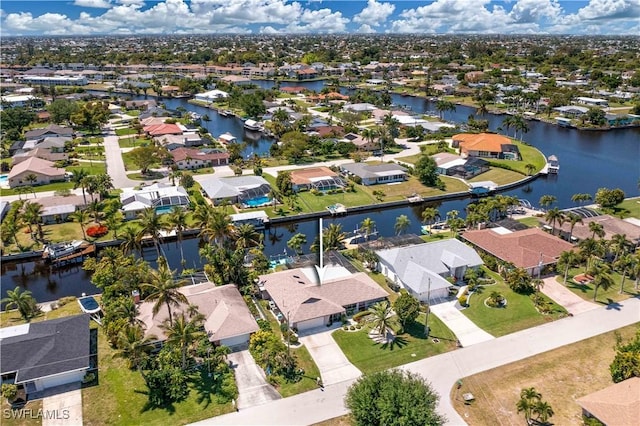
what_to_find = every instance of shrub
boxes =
[58,296,76,306]
[356,325,362,330]
[458,295,468,306]
[1,384,18,401]
[352,311,370,323]
[86,225,108,238]
[82,372,96,384]
[343,325,349,331]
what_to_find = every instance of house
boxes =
[170,147,230,169]
[289,167,346,192]
[575,97,609,107]
[143,122,183,137]
[200,175,272,206]
[576,377,639,426]
[259,267,388,331]
[195,89,229,102]
[341,133,379,151]
[431,152,489,179]
[230,210,269,230]
[0,94,42,108]
[554,105,589,117]
[28,194,87,224]
[376,239,484,302]
[138,283,259,349]
[8,157,66,188]
[340,163,408,186]
[554,214,640,247]
[461,227,574,276]
[0,315,91,395]
[120,183,190,220]
[221,75,252,85]
[156,133,204,150]
[12,147,69,165]
[452,133,520,160]
[24,124,74,140]
[343,103,377,113]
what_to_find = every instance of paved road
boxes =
[227,350,281,409]
[299,327,361,386]
[430,300,495,347]
[191,297,640,426]
[103,134,139,189]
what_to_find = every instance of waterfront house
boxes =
[24,124,74,140]
[170,147,230,169]
[120,183,190,220]
[143,122,184,137]
[156,133,204,150]
[576,377,639,426]
[12,146,69,165]
[0,94,42,108]
[0,315,91,396]
[461,227,574,276]
[230,210,269,230]
[138,283,259,349]
[200,175,272,206]
[452,133,520,160]
[554,214,640,247]
[340,163,408,186]
[259,267,388,331]
[290,167,346,192]
[194,89,229,102]
[7,157,66,188]
[575,97,609,107]
[431,152,490,179]
[376,239,484,302]
[30,194,87,224]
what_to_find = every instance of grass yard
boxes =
[0,182,74,197]
[83,327,234,426]
[118,137,149,148]
[486,141,546,175]
[1,399,43,426]
[461,269,567,337]
[561,266,640,304]
[358,176,468,203]
[452,324,638,426]
[0,297,83,329]
[122,151,161,172]
[599,197,640,219]
[297,187,376,212]
[115,128,137,136]
[333,313,457,374]
[468,167,525,185]
[394,153,422,164]
[516,216,542,228]
[67,163,107,176]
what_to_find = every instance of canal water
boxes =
[3,82,638,303]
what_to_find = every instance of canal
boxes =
[3,82,638,303]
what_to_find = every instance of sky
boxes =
[0,0,638,36]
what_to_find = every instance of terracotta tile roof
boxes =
[171,147,229,162]
[576,377,640,425]
[461,228,574,269]
[8,157,65,178]
[556,214,640,244]
[143,123,182,137]
[290,167,337,185]
[453,133,512,154]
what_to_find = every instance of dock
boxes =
[49,244,96,267]
[327,203,347,215]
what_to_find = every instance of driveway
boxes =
[430,300,495,347]
[103,135,139,188]
[299,327,361,386]
[41,386,82,426]
[541,277,599,315]
[227,349,280,409]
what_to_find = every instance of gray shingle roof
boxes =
[341,163,407,179]
[200,176,270,199]
[0,315,90,383]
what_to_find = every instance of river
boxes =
[2,81,638,303]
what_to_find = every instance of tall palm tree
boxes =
[69,209,90,240]
[160,312,205,370]
[114,297,144,328]
[394,215,411,236]
[589,221,605,239]
[1,287,37,321]
[120,225,141,256]
[23,202,44,241]
[566,213,583,241]
[71,169,89,204]
[421,207,438,234]
[116,325,156,370]
[233,223,261,251]
[590,261,614,302]
[88,199,104,225]
[360,217,375,240]
[166,206,188,265]
[533,400,554,424]
[201,208,233,245]
[539,194,557,210]
[137,207,165,259]
[615,253,634,295]
[516,387,541,425]
[105,211,123,240]
[525,163,536,176]
[435,99,456,120]
[369,300,393,340]
[544,207,563,235]
[557,250,579,285]
[321,223,347,251]
[287,232,307,256]
[24,174,38,197]
[609,234,631,263]
[142,258,188,327]
[579,238,604,272]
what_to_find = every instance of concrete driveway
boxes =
[430,300,495,347]
[227,349,280,409]
[42,386,82,426]
[541,277,599,315]
[299,327,361,386]
[103,135,139,188]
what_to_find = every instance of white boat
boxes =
[547,155,559,173]
[43,240,84,259]
[218,132,238,145]
[244,119,263,132]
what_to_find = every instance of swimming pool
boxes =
[155,205,174,214]
[243,196,271,207]
[0,175,8,184]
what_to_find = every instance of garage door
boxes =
[296,316,326,331]
[37,370,86,390]
[221,334,250,349]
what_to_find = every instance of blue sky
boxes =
[1,1,639,36]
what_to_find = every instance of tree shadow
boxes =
[135,389,177,415]
[379,335,408,350]
[605,299,622,310]
[567,283,590,294]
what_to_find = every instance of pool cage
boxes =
[311,176,347,192]
[151,194,190,208]
[238,183,272,204]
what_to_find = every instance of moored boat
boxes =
[547,155,559,173]
[244,119,263,132]
[218,132,238,145]
[42,240,85,260]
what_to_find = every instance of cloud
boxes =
[73,0,112,8]
[509,0,562,24]
[284,8,349,33]
[357,24,377,34]
[353,0,395,27]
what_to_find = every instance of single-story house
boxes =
[0,315,91,396]
[431,153,489,179]
[143,123,184,137]
[575,97,609,107]
[200,175,272,206]
[170,147,230,169]
[155,132,204,150]
[461,227,574,276]
[138,283,259,349]
[290,167,346,192]
[576,377,639,426]
[24,124,74,140]
[376,239,484,302]
[120,183,190,220]
[340,163,407,186]
[452,133,520,160]
[259,267,388,331]
[341,133,379,151]
[12,147,69,165]
[343,103,377,113]
[553,105,589,117]
[194,89,229,102]
[221,75,252,85]
[8,157,66,188]
[555,214,640,247]
[29,195,88,224]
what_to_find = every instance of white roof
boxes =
[230,210,268,221]
[439,158,468,169]
[469,180,497,189]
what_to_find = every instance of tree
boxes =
[179,172,195,189]
[393,290,420,328]
[525,163,536,176]
[369,301,393,340]
[595,187,625,209]
[105,211,123,240]
[589,221,605,240]
[71,168,89,204]
[47,98,79,124]
[610,328,640,383]
[142,258,188,327]
[591,261,614,302]
[571,193,592,206]
[360,217,375,240]
[557,250,579,285]
[233,223,261,251]
[287,233,307,256]
[276,171,293,197]
[313,223,346,252]
[24,174,38,196]
[345,369,444,426]
[615,254,634,295]
[539,194,556,209]
[1,107,35,138]
[116,325,156,370]
[166,206,188,265]
[544,207,563,235]
[70,101,110,134]
[421,207,439,234]
[516,387,541,425]
[70,208,90,240]
[506,267,534,294]
[128,145,165,175]
[414,154,441,187]
[435,99,456,120]
[137,207,165,259]
[160,312,205,370]
[1,287,39,321]
[585,107,606,126]
[565,212,583,241]
[394,215,411,236]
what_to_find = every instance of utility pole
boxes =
[424,277,431,338]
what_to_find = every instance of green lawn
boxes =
[115,128,137,136]
[0,181,74,197]
[394,154,422,164]
[486,140,546,175]
[359,176,468,202]
[1,297,84,329]
[560,266,640,304]
[333,313,457,374]
[468,167,525,185]
[67,163,107,175]
[122,151,161,171]
[297,187,376,212]
[461,269,567,337]
[118,137,149,148]
[598,197,640,219]
[516,216,542,227]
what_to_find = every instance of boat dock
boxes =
[327,203,347,215]
[48,244,96,267]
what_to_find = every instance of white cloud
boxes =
[285,8,349,33]
[509,0,562,24]
[259,25,281,34]
[193,0,303,25]
[73,0,112,8]
[353,0,395,27]
[357,24,377,34]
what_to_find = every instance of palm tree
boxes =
[137,207,165,259]
[533,400,554,424]
[114,297,144,328]
[368,301,393,341]
[321,223,347,251]
[71,168,89,204]
[233,223,261,250]
[571,193,592,206]
[615,253,634,294]
[557,250,579,285]
[360,217,375,240]
[160,312,205,370]
[544,208,563,235]
[435,99,456,120]
[105,211,123,240]
[23,202,44,241]
[579,238,604,272]
[609,233,631,263]
[566,213,583,241]
[532,278,544,306]
[421,207,438,234]
[287,232,307,256]
[1,287,38,321]
[394,215,411,236]
[24,174,38,196]
[142,258,188,327]
[501,115,516,138]
[516,387,541,425]
[589,221,605,239]
[166,206,188,265]
[539,194,556,210]
[88,199,103,225]
[631,253,640,291]
[120,225,141,256]
[590,261,614,302]
[201,208,233,245]
[116,325,156,370]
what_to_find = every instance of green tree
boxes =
[161,312,205,370]
[276,170,293,197]
[360,217,375,240]
[23,201,44,240]
[233,223,261,250]
[287,232,307,256]
[70,208,90,240]
[516,387,541,425]
[557,250,579,285]
[544,207,563,235]
[345,369,444,426]
[394,215,411,236]
[116,325,156,370]
[585,107,606,126]
[435,99,456,120]
[1,287,39,321]
[589,221,605,240]
[0,107,35,139]
[393,290,420,328]
[128,145,165,175]
[414,154,441,187]
[421,207,439,234]
[369,301,393,340]
[179,172,195,189]
[610,329,640,383]
[506,267,534,294]
[137,207,165,259]
[142,258,188,327]
[71,168,89,204]
[166,206,188,265]
[539,194,557,209]
[47,98,79,124]
[595,187,625,209]
[590,262,614,302]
